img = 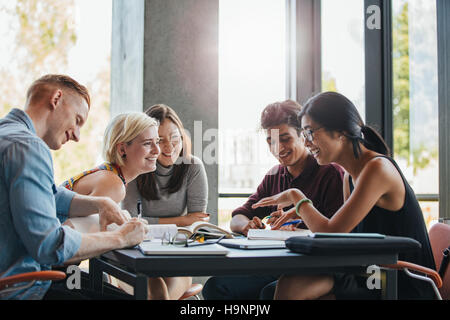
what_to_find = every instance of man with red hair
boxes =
[0,75,146,300]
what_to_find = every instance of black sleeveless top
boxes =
[349,156,436,299]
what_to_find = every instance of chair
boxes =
[382,222,450,300]
[0,268,203,300]
[0,271,66,296]
[179,283,203,300]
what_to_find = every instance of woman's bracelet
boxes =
[295,198,312,218]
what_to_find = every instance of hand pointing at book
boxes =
[252,189,306,211]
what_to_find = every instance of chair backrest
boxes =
[429,222,450,299]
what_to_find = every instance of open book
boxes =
[66,215,235,240]
[247,228,312,241]
[177,221,235,239]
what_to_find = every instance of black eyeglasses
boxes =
[301,127,323,142]
[161,232,226,247]
[159,135,182,147]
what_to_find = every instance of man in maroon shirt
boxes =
[231,100,344,236]
[203,100,344,300]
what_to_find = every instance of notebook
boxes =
[219,238,286,250]
[247,228,313,241]
[138,241,229,256]
[309,233,386,239]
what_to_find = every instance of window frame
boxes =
[437,0,450,222]
[364,0,393,152]
[218,0,305,199]
[364,0,442,216]
[219,0,448,222]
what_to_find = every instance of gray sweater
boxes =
[121,156,208,224]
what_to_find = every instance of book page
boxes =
[194,222,230,234]
[179,221,227,234]
[146,224,178,240]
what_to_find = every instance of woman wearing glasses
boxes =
[122,104,208,298]
[122,104,209,227]
[62,112,188,299]
[253,92,435,300]
[203,99,344,300]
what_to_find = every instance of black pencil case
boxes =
[285,235,421,256]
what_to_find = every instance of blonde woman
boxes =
[62,112,192,299]
[122,104,209,226]
[62,112,160,202]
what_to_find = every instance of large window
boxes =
[0,0,112,184]
[321,0,440,228]
[321,0,365,119]
[218,0,288,229]
[392,0,439,227]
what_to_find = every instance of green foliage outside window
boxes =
[0,0,110,184]
[393,2,438,175]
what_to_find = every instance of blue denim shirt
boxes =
[0,109,82,299]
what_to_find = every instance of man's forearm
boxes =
[65,231,123,264]
[68,194,106,218]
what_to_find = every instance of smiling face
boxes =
[121,126,160,174]
[265,124,309,172]
[157,119,183,167]
[45,90,89,150]
[301,114,342,165]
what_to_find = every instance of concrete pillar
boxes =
[111,0,145,115]
[112,0,219,223]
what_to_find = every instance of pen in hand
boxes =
[137,199,142,220]
[280,219,303,227]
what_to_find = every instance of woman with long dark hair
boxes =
[121,104,208,299]
[253,92,435,300]
[122,104,209,226]
[62,112,189,299]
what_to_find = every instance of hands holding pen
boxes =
[233,210,303,236]
[253,188,308,231]
[265,207,303,231]
[235,189,309,236]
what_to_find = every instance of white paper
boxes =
[145,224,178,241]
[247,228,312,241]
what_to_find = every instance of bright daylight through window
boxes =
[392,0,439,228]
[218,0,287,229]
[0,0,112,184]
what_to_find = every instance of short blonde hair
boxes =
[102,112,159,166]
